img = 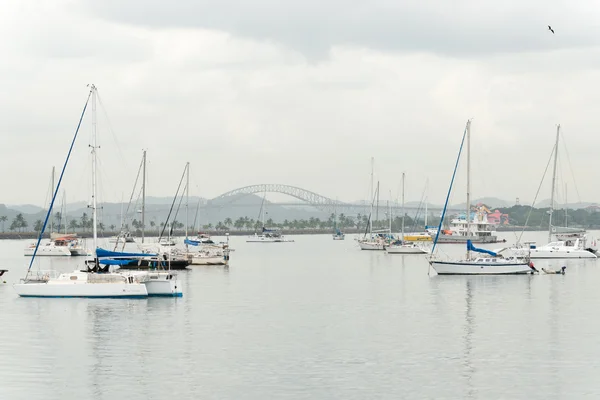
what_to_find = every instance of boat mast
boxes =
[401,172,405,242]
[565,183,568,227]
[185,161,189,243]
[424,179,428,228]
[50,166,55,234]
[141,150,146,244]
[90,84,98,256]
[549,125,560,243]
[375,181,380,229]
[369,157,374,235]
[466,119,471,259]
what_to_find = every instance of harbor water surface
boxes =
[1,232,599,399]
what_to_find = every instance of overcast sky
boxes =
[2,0,599,208]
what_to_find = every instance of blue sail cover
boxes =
[99,259,133,266]
[184,238,200,246]
[262,227,277,233]
[466,240,498,257]
[96,248,156,258]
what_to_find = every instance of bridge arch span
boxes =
[210,184,346,213]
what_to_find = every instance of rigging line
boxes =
[517,143,556,244]
[171,181,187,234]
[431,121,468,256]
[560,131,582,203]
[158,165,188,240]
[192,198,201,233]
[95,91,130,172]
[28,88,92,273]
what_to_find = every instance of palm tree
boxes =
[110,224,116,231]
[34,219,43,232]
[0,215,6,232]
[80,213,89,233]
[69,219,79,232]
[224,217,233,228]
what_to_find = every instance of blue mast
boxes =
[26,88,93,276]
[431,120,469,255]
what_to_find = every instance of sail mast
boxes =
[549,124,560,243]
[50,166,55,234]
[370,157,374,235]
[424,179,428,228]
[185,161,189,241]
[141,150,146,244]
[401,172,405,241]
[90,84,98,255]
[466,119,471,259]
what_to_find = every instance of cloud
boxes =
[1,0,599,209]
[80,0,600,58]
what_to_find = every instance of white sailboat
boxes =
[246,191,294,243]
[112,151,183,296]
[23,168,72,257]
[496,125,596,260]
[358,182,390,250]
[428,120,534,275]
[387,173,428,255]
[14,85,148,298]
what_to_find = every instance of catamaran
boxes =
[14,85,148,298]
[428,120,534,275]
[496,125,597,260]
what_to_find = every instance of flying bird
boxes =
[548,25,555,34]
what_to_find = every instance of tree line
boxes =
[3,205,600,234]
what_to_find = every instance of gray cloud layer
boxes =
[82,0,600,58]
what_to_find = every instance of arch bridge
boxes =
[210,184,347,214]
[209,184,453,215]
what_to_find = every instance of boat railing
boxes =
[23,270,60,283]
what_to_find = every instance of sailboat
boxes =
[23,167,71,257]
[332,201,345,240]
[116,160,190,271]
[496,125,596,260]
[428,120,534,275]
[103,151,183,297]
[358,181,391,250]
[181,164,230,265]
[246,191,294,243]
[387,173,428,254]
[14,85,148,298]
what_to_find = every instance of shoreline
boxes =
[0,226,577,240]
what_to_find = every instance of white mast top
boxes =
[549,124,560,243]
[90,84,98,254]
[465,119,472,259]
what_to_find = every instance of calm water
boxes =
[1,232,599,399]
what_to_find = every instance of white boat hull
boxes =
[430,260,533,275]
[24,246,71,256]
[13,271,148,298]
[528,249,596,259]
[190,255,227,265]
[386,245,428,254]
[358,241,385,250]
[133,272,182,297]
[497,246,597,260]
[246,236,294,243]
